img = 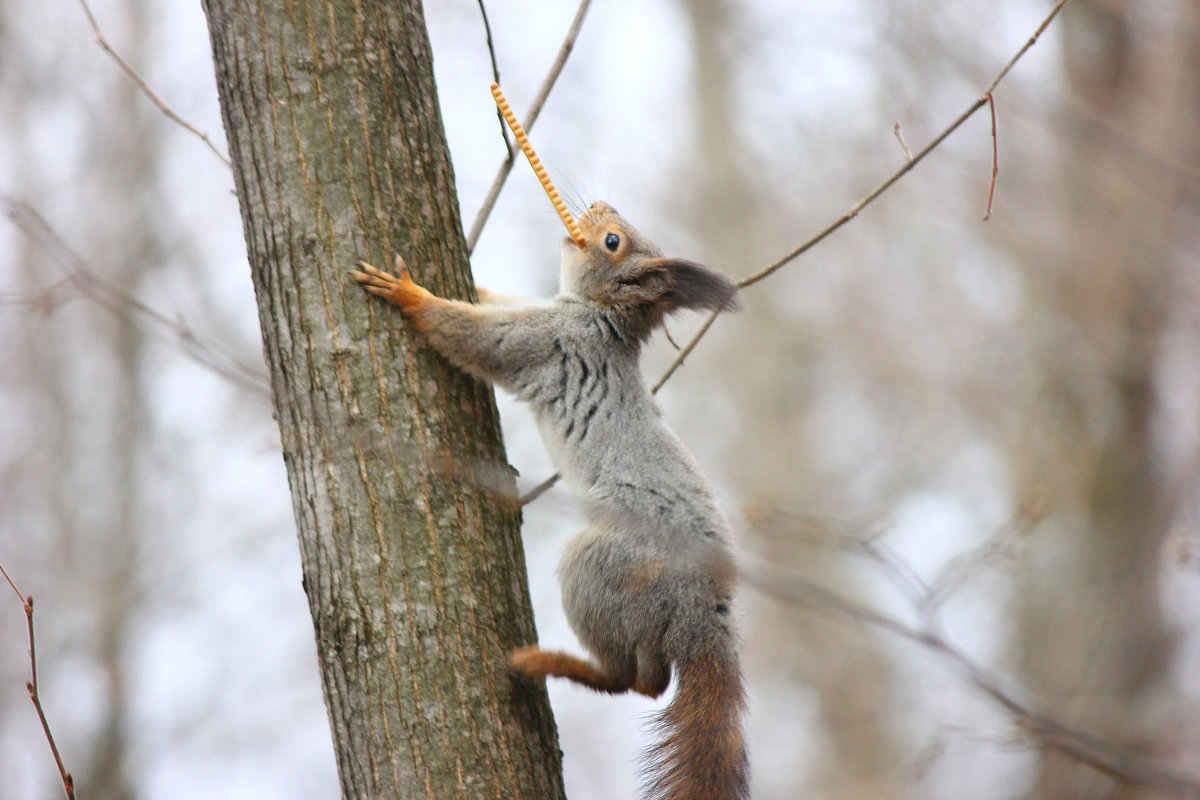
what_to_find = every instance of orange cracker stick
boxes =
[490,82,586,248]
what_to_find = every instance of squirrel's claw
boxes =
[351,260,410,291]
[391,254,411,279]
[351,258,415,286]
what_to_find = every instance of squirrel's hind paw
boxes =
[508,646,552,681]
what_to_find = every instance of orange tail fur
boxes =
[645,633,748,800]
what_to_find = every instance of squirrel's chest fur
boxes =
[518,305,728,540]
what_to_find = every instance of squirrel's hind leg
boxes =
[634,642,671,698]
[509,646,662,697]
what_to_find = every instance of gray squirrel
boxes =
[352,201,747,800]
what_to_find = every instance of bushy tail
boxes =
[645,626,748,800]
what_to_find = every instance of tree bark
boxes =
[202,2,565,798]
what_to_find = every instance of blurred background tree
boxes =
[2,1,1198,798]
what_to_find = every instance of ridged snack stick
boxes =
[490,83,587,248]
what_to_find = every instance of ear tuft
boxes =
[655,259,741,313]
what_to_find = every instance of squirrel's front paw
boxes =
[350,255,433,314]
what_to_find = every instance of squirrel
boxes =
[351,201,748,800]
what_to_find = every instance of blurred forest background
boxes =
[2,0,1199,798]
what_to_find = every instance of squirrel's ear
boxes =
[632,258,741,313]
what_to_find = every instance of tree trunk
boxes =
[202,2,565,798]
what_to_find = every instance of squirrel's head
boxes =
[559,202,740,321]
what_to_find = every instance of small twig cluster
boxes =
[742,509,1200,798]
[0,194,271,398]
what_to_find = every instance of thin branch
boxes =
[474,0,509,146]
[0,561,75,800]
[924,510,1033,610]
[466,0,594,253]
[476,0,503,92]
[893,122,914,161]
[744,561,1200,799]
[1,193,271,399]
[519,472,561,506]
[662,324,683,352]
[76,0,232,168]
[650,310,721,394]
[0,278,76,313]
[0,560,21,601]
[983,93,999,220]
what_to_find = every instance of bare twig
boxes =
[1,193,271,398]
[983,93,999,220]
[924,510,1033,609]
[0,561,76,800]
[76,0,232,168]
[649,311,721,394]
[662,324,683,352]
[466,0,594,253]
[0,278,77,313]
[474,0,509,145]
[893,122,914,161]
[476,0,503,92]
[519,472,561,506]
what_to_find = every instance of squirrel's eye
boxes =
[604,233,621,252]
